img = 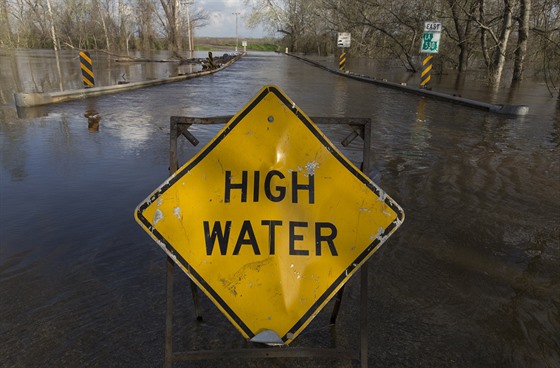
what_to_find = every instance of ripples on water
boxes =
[0,51,559,367]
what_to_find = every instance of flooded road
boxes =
[1,50,559,367]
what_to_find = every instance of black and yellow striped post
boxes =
[420,55,432,89]
[207,51,215,69]
[339,49,347,71]
[79,51,94,88]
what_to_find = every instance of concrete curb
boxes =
[286,53,529,116]
[14,54,243,108]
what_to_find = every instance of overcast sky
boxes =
[194,0,269,38]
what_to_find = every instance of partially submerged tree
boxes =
[245,0,312,52]
[512,0,531,80]
[0,0,558,92]
[0,0,13,46]
[444,0,479,71]
[531,0,560,95]
[158,0,181,55]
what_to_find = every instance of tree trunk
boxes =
[512,0,530,81]
[160,0,181,56]
[0,0,13,46]
[94,0,111,51]
[488,0,514,85]
[479,0,490,67]
[45,0,59,50]
[449,0,469,71]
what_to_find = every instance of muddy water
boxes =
[0,50,558,367]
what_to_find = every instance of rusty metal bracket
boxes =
[165,115,372,368]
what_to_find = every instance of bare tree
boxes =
[159,0,181,55]
[0,0,13,46]
[95,0,111,50]
[136,0,158,50]
[1,0,556,90]
[489,0,515,85]
[512,0,530,80]
[531,0,560,95]
[245,0,320,52]
[456,0,517,85]
[445,0,478,71]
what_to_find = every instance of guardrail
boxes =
[286,53,529,116]
[14,54,243,108]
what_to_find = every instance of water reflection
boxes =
[0,119,28,181]
[85,105,101,132]
[411,97,431,152]
[0,51,558,368]
[452,71,467,96]
[54,50,64,91]
[0,49,221,100]
[552,97,560,147]
[16,105,48,119]
[489,227,560,367]
[332,76,348,115]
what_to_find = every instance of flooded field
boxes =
[0,50,559,367]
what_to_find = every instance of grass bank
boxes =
[194,37,278,52]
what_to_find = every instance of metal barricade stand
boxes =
[166,115,373,368]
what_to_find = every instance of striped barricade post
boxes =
[79,51,94,88]
[339,50,347,71]
[207,52,215,69]
[420,55,433,89]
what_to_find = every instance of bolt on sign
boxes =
[135,85,404,344]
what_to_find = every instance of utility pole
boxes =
[232,12,240,52]
[182,0,194,58]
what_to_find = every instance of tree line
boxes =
[245,0,560,88]
[1,0,559,88]
[0,0,208,56]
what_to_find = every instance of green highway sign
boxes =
[420,31,441,53]
[420,21,442,54]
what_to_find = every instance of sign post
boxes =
[419,21,442,88]
[136,85,404,365]
[337,32,351,71]
[79,51,94,88]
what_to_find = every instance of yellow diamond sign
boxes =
[135,85,404,344]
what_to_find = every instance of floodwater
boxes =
[0,49,559,367]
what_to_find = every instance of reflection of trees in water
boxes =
[332,77,348,116]
[0,87,6,105]
[492,228,560,367]
[0,50,23,101]
[0,120,28,181]
[85,110,101,132]
[85,98,101,132]
[476,110,560,364]
[410,97,432,152]
[552,97,560,147]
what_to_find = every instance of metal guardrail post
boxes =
[165,257,174,368]
[164,116,373,367]
[360,120,373,368]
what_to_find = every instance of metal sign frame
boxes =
[136,86,403,346]
[164,115,374,368]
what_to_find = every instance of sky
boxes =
[194,0,269,38]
